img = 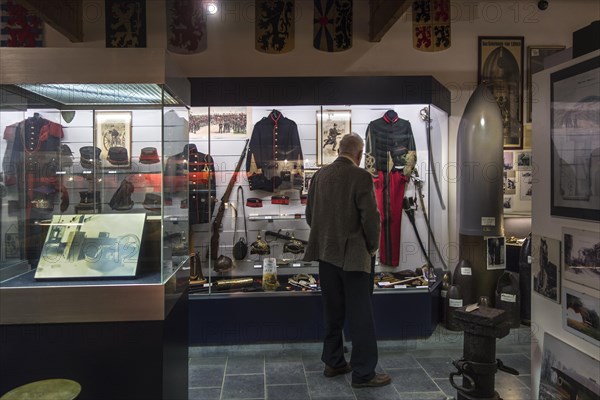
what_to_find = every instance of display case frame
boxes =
[186,76,451,343]
[0,48,191,400]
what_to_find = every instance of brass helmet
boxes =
[214,254,233,272]
[283,235,304,254]
[250,233,270,255]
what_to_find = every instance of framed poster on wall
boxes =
[95,111,132,168]
[550,56,600,221]
[317,109,351,165]
[563,287,600,346]
[478,36,524,149]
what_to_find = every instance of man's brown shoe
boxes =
[323,363,352,377]
[351,373,392,388]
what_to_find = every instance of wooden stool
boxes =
[0,379,81,400]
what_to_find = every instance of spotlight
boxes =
[206,2,218,14]
[537,0,548,11]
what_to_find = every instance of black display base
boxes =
[189,281,441,345]
[0,291,188,400]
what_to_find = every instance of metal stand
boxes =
[449,307,518,400]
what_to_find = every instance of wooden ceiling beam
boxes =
[369,0,412,42]
[17,0,83,43]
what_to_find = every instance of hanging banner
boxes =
[412,0,450,52]
[0,0,43,47]
[166,0,207,54]
[313,0,352,52]
[105,0,146,48]
[255,0,294,54]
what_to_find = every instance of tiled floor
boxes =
[189,325,532,400]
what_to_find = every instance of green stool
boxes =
[0,379,81,400]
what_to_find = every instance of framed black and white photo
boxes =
[515,150,532,170]
[539,333,600,400]
[519,171,533,200]
[562,227,600,291]
[563,287,600,346]
[317,109,351,165]
[95,111,132,169]
[532,235,560,303]
[550,56,600,221]
[302,168,319,195]
[478,36,524,149]
[503,151,514,171]
[527,45,565,123]
[486,236,506,270]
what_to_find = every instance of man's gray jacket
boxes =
[303,156,380,273]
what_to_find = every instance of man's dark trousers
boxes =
[319,260,377,383]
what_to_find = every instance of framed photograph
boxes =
[35,214,146,280]
[539,333,600,400]
[515,150,532,170]
[532,235,560,303]
[527,45,565,123]
[504,170,516,195]
[486,236,506,270]
[563,287,600,346]
[562,227,600,291]
[95,111,132,168]
[519,171,533,200]
[478,36,524,149]
[550,56,600,221]
[503,151,514,171]
[317,109,351,165]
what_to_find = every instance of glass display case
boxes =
[0,48,191,325]
[188,103,449,296]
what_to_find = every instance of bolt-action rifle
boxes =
[209,139,249,260]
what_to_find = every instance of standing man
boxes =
[304,133,391,388]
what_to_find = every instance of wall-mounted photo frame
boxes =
[562,227,600,291]
[550,56,600,221]
[519,171,533,200]
[478,36,524,149]
[95,111,132,169]
[563,287,600,347]
[539,333,600,400]
[515,150,532,170]
[302,168,319,195]
[532,235,560,303]
[317,109,351,165]
[486,236,506,270]
[527,45,565,123]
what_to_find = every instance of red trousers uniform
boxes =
[373,170,408,267]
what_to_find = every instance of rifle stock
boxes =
[209,139,249,259]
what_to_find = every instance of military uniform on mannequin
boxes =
[4,113,67,265]
[364,110,416,267]
[246,109,304,192]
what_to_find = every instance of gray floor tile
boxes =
[398,392,449,400]
[227,354,265,375]
[353,383,401,400]
[378,353,417,370]
[495,372,527,389]
[265,350,303,363]
[189,387,221,400]
[415,357,455,379]
[387,368,439,392]
[432,378,455,398]
[302,352,325,373]
[190,355,227,367]
[266,384,310,400]
[189,364,225,388]
[496,387,531,400]
[222,374,265,399]
[497,353,531,375]
[266,361,306,385]
[306,371,355,398]
[516,374,531,388]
